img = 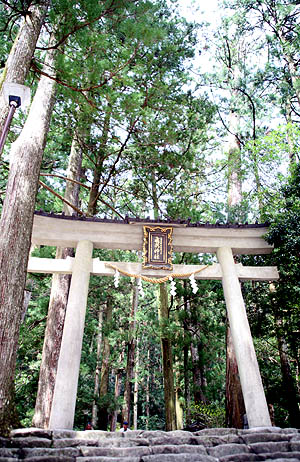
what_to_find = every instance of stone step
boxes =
[3,427,299,462]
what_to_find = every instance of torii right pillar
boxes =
[217,246,271,428]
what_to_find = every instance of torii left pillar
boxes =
[49,240,93,429]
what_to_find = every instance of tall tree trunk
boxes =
[32,132,82,428]
[190,343,206,404]
[225,78,245,427]
[0,41,57,434]
[225,326,245,428]
[91,305,104,429]
[87,105,111,216]
[274,310,300,427]
[0,1,50,144]
[145,348,150,430]
[110,367,122,431]
[122,278,139,425]
[159,283,176,431]
[98,298,112,430]
[183,284,191,427]
[227,109,242,222]
[133,338,140,430]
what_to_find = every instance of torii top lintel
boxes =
[32,212,273,255]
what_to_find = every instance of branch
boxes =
[235,87,256,140]
[39,172,90,189]
[36,0,117,50]
[38,180,85,215]
[30,43,140,107]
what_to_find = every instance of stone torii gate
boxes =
[28,212,279,431]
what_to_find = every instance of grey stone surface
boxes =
[148,436,195,446]
[52,430,77,440]
[208,443,250,457]
[195,428,238,436]
[290,441,300,451]
[219,454,264,461]
[76,458,141,462]
[5,426,300,462]
[52,438,99,448]
[150,444,207,455]
[0,437,9,448]
[21,447,80,457]
[261,452,300,460]
[0,458,19,462]
[22,457,75,462]
[240,432,289,444]
[264,459,300,462]
[0,447,19,457]
[11,428,52,439]
[142,454,217,461]
[80,445,151,457]
[250,441,289,454]
[192,434,240,446]
[10,437,52,448]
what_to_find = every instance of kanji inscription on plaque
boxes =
[143,226,173,270]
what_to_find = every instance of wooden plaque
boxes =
[143,226,173,270]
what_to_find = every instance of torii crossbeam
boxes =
[28,212,279,430]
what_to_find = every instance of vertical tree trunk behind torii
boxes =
[0,43,57,434]
[0,0,50,148]
[98,298,113,430]
[91,306,104,429]
[226,82,246,429]
[33,134,82,428]
[122,277,139,426]
[159,283,177,431]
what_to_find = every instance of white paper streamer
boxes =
[114,269,120,288]
[189,273,198,294]
[169,276,177,297]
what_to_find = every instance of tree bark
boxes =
[190,343,206,404]
[133,338,140,430]
[98,298,112,430]
[122,278,139,425]
[159,283,176,431]
[32,132,82,428]
[110,367,122,432]
[91,305,104,429]
[87,105,111,216]
[0,41,56,434]
[225,325,245,428]
[0,1,50,145]
[275,312,300,427]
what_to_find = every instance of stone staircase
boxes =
[0,427,300,462]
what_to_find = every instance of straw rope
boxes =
[105,263,211,284]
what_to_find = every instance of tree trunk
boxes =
[91,305,104,429]
[98,298,113,430]
[225,325,245,428]
[122,278,139,425]
[110,367,122,432]
[190,343,206,404]
[32,132,82,428]
[227,109,242,222]
[133,338,140,430]
[0,41,56,434]
[87,106,111,216]
[0,1,50,144]
[159,283,176,431]
[275,313,300,427]
[145,348,150,430]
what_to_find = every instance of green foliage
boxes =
[188,403,226,429]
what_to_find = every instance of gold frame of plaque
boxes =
[143,226,173,270]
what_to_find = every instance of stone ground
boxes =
[0,427,299,462]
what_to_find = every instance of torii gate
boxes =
[28,212,279,430]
